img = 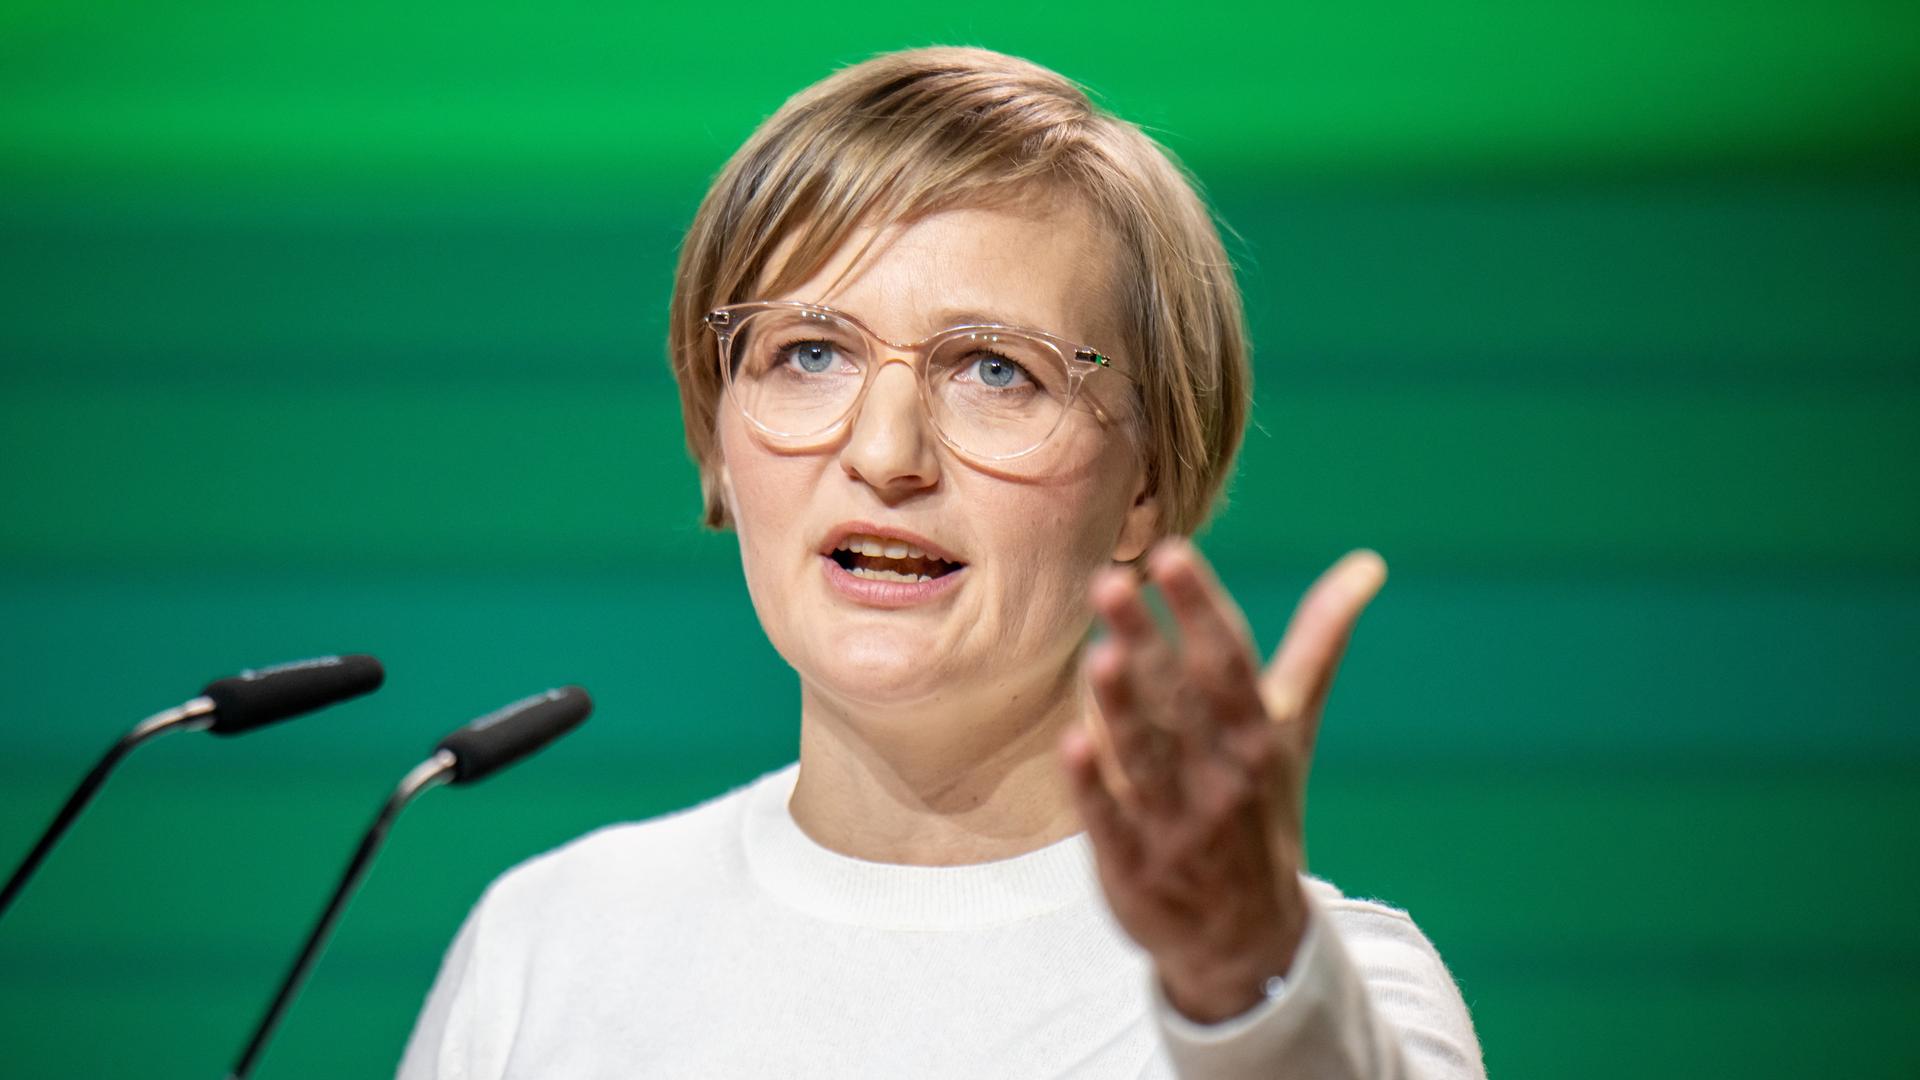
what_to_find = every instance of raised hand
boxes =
[1059,538,1389,1023]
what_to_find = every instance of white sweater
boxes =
[397,761,1484,1079]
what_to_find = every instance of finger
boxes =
[1089,564,1159,649]
[1085,638,1182,813]
[1059,723,1141,873]
[1146,538,1265,726]
[1260,549,1388,723]
[1089,561,1186,745]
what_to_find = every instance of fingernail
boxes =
[1147,537,1187,576]
[1348,549,1388,596]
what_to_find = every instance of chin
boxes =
[792,634,959,707]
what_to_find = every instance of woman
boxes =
[399,46,1483,1079]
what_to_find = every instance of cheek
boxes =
[1000,489,1120,573]
[976,472,1132,635]
[1027,433,1140,567]
[717,421,815,590]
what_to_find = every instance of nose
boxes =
[838,356,940,498]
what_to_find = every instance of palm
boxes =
[1058,540,1388,1022]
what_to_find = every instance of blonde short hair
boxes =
[667,45,1250,538]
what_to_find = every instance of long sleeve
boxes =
[386,771,1483,1079]
[1145,883,1484,1080]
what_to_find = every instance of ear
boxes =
[715,458,738,525]
[1110,464,1161,564]
[702,455,740,531]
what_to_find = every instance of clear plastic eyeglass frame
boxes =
[704,299,1136,464]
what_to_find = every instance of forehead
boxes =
[755,198,1123,351]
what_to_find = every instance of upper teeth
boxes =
[834,533,934,560]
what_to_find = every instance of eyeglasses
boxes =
[704,300,1134,464]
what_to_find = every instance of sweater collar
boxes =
[739,761,1098,930]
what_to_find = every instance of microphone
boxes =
[0,654,386,922]
[226,685,593,1080]
[202,655,386,736]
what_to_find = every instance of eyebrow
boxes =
[930,307,1055,333]
[780,297,1096,346]
[927,308,1113,353]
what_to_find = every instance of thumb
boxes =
[1259,549,1388,727]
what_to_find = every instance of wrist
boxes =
[1154,902,1309,1024]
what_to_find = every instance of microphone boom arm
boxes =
[225,749,457,1080]
[0,696,216,920]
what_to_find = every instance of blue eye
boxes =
[778,340,837,374]
[971,354,1028,389]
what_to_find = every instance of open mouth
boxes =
[829,533,965,584]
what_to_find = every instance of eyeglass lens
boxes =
[725,308,1077,459]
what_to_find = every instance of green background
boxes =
[3,2,1917,1076]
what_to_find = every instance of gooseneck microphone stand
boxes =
[225,750,458,1080]
[0,697,216,920]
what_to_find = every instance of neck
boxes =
[789,656,1091,866]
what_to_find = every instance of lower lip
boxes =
[821,555,967,608]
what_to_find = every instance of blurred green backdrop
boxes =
[2,2,1917,1077]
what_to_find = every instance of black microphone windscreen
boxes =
[202,655,385,736]
[436,686,591,785]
